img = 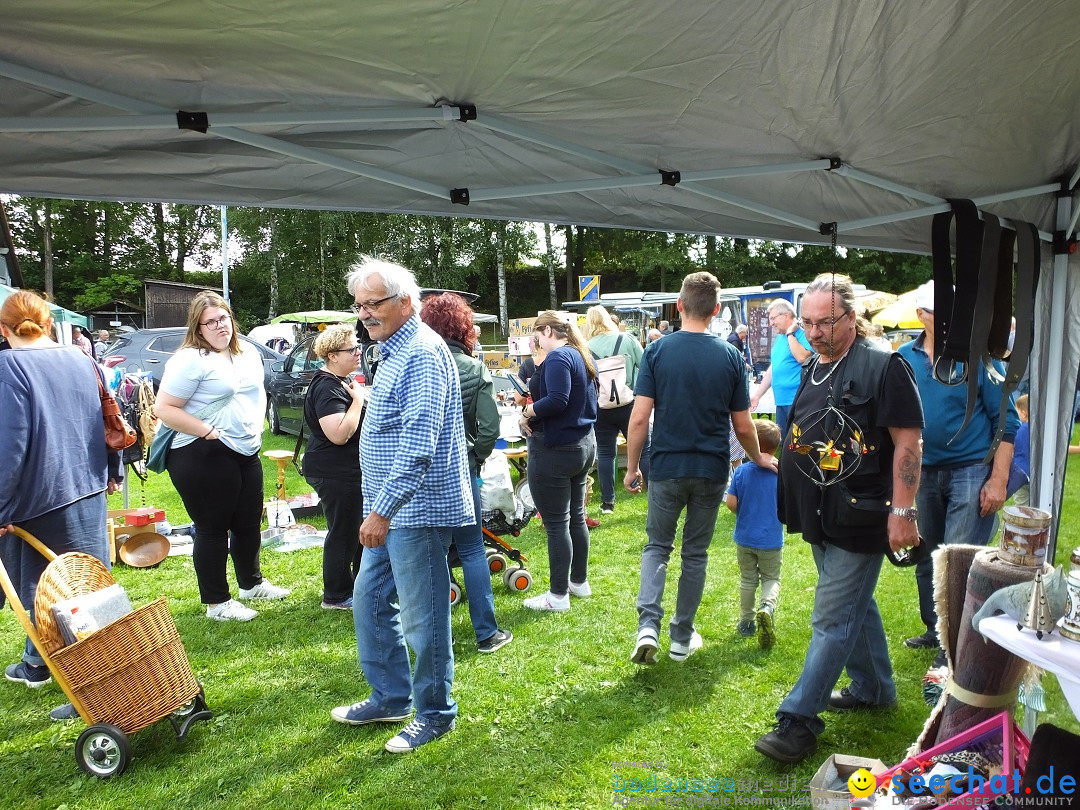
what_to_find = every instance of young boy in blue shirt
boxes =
[725,419,783,649]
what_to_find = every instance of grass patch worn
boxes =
[1,427,1077,809]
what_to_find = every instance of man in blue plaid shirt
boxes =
[330,257,474,754]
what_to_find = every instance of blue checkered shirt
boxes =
[360,315,474,528]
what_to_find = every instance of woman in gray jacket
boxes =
[420,293,512,653]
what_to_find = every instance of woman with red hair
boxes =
[420,293,512,653]
[0,290,121,719]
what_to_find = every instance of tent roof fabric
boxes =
[0,1,1077,254]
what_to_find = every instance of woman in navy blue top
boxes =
[519,311,598,612]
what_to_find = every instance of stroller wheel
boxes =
[487,553,508,575]
[449,581,463,606]
[504,567,533,593]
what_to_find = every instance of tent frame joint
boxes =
[823,157,842,171]
[659,170,680,187]
[819,221,838,236]
[176,110,209,133]
[450,187,470,205]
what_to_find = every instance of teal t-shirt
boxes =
[635,331,750,482]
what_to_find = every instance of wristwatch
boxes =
[785,328,797,336]
[890,506,919,522]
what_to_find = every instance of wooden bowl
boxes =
[118,531,170,568]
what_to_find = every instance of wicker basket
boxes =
[49,598,200,734]
[33,552,116,656]
[31,551,200,735]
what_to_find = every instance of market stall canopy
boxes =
[872,290,923,330]
[0,2,1075,256]
[269,310,357,325]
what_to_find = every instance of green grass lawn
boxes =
[1,428,1077,809]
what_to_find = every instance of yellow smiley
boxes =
[848,768,877,798]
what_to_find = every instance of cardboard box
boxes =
[810,754,886,810]
[479,350,516,370]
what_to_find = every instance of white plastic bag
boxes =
[479,449,516,518]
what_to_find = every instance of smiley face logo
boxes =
[848,768,877,798]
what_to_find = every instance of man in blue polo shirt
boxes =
[750,299,813,439]
[898,280,1019,651]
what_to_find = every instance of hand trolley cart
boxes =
[0,526,211,778]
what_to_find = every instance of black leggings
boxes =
[168,438,265,604]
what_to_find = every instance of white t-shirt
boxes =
[160,344,266,456]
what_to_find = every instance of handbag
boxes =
[145,394,235,474]
[92,360,137,451]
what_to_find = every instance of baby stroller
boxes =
[448,473,536,604]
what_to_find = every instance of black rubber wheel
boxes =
[75,724,131,779]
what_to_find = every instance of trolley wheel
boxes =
[76,724,131,779]
[169,685,213,741]
[504,567,533,593]
[484,547,498,560]
[449,581,463,606]
[487,553,508,575]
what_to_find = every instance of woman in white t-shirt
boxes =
[156,292,290,622]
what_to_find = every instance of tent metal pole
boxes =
[1066,195,1080,240]
[840,201,1055,242]
[0,108,455,133]
[833,166,944,204]
[0,58,448,199]
[470,159,834,201]
[476,114,647,174]
[684,186,822,232]
[1036,193,1074,561]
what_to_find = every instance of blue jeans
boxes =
[594,403,650,505]
[353,525,456,726]
[636,477,725,646]
[451,476,498,643]
[774,404,791,443]
[527,433,597,596]
[915,463,998,633]
[778,543,894,736]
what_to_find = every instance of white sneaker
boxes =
[631,627,659,665]
[238,579,291,600]
[206,599,258,622]
[568,580,592,598]
[522,591,570,612]
[669,631,703,661]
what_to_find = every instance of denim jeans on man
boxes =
[451,476,497,642]
[636,477,725,647]
[914,462,998,633]
[777,543,895,735]
[353,525,456,726]
[527,433,596,595]
[594,403,650,505]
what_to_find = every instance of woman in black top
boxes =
[303,325,367,609]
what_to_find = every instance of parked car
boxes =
[102,327,285,392]
[266,331,516,437]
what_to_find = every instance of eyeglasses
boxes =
[350,295,396,314]
[330,345,362,354]
[800,311,851,331]
[200,314,231,329]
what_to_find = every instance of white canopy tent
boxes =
[0,1,1077,540]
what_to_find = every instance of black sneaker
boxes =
[904,630,939,649]
[826,685,897,713]
[5,661,51,688]
[754,716,818,763]
[737,619,756,638]
[477,628,513,653]
[600,502,615,515]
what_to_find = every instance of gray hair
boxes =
[766,298,796,316]
[345,256,420,310]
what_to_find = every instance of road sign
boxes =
[579,275,599,301]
